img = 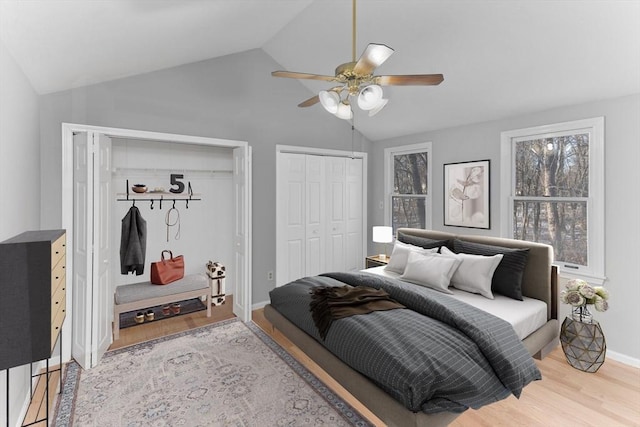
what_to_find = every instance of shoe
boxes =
[162,305,171,316]
[145,310,155,321]
[171,303,181,314]
[135,312,145,323]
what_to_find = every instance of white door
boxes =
[325,157,346,272]
[233,146,251,322]
[91,133,112,366]
[72,132,93,369]
[276,153,306,286]
[346,158,364,270]
[72,132,113,369]
[305,155,325,276]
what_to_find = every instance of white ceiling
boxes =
[1,0,639,141]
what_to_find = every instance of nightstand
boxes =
[365,255,389,268]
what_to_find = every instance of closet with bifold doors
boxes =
[276,147,367,287]
[66,125,250,369]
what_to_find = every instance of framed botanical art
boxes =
[443,159,490,229]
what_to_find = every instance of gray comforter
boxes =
[269,271,541,414]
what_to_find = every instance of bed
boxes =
[264,228,559,427]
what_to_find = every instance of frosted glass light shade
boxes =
[335,102,353,120]
[357,85,384,110]
[319,90,340,114]
[372,226,393,243]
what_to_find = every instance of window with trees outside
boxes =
[384,142,432,233]
[501,117,604,283]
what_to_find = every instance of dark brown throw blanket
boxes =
[310,285,405,339]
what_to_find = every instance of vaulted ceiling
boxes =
[1,0,638,141]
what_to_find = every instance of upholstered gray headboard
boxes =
[396,228,557,320]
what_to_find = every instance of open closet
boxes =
[61,124,251,369]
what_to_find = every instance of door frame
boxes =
[61,123,252,365]
[275,144,368,286]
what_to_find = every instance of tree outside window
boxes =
[501,117,604,281]
[385,143,432,233]
[514,135,589,266]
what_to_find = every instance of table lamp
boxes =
[372,226,393,260]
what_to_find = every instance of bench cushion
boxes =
[115,274,208,305]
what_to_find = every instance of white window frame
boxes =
[384,142,433,231]
[500,117,605,284]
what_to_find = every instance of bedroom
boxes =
[0,0,639,426]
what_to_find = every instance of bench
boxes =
[113,274,212,340]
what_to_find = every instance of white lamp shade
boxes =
[319,90,340,114]
[368,98,388,117]
[335,101,353,120]
[372,226,393,243]
[357,85,384,110]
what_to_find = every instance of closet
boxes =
[62,124,251,369]
[276,148,366,287]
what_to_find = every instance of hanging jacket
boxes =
[120,206,147,275]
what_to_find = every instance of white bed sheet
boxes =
[364,266,547,340]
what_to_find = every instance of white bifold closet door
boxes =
[72,132,112,369]
[277,153,363,287]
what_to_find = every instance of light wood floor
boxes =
[44,301,639,426]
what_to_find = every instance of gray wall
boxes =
[368,93,640,362]
[38,48,370,304]
[0,39,41,427]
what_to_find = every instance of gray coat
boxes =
[120,206,147,275]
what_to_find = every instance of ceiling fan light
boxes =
[369,45,394,67]
[368,98,388,117]
[335,102,353,120]
[319,90,340,114]
[357,84,384,110]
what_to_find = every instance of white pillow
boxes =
[440,247,503,299]
[384,241,439,274]
[400,251,461,294]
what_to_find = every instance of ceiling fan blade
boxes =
[298,95,320,108]
[376,74,444,86]
[272,71,336,82]
[353,43,394,75]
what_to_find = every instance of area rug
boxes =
[53,318,370,426]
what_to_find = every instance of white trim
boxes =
[252,300,269,310]
[276,144,367,159]
[500,117,605,279]
[61,123,252,364]
[607,350,640,369]
[383,142,433,230]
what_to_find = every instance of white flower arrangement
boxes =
[560,279,610,312]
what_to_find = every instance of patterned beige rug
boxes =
[54,319,369,426]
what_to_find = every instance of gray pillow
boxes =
[453,239,529,301]
[397,231,450,251]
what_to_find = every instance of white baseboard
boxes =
[607,350,640,368]
[252,300,269,310]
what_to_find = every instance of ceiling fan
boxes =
[271,0,444,120]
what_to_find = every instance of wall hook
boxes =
[172,200,176,209]
[150,199,154,210]
[186,199,189,209]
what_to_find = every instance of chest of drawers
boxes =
[0,229,66,370]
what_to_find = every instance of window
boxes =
[501,118,605,283]
[384,142,432,232]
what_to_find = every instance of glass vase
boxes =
[571,304,593,324]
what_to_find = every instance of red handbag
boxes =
[150,250,184,285]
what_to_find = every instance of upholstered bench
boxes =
[113,274,212,339]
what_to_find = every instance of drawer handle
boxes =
[55,326,59,330]
[62,244,66,247]
[62,266,65,269]
[55,301,59,305]
[62,288,65,291]
[55,276,59,280]
[55,251,59,255]
[62,309,66,313]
